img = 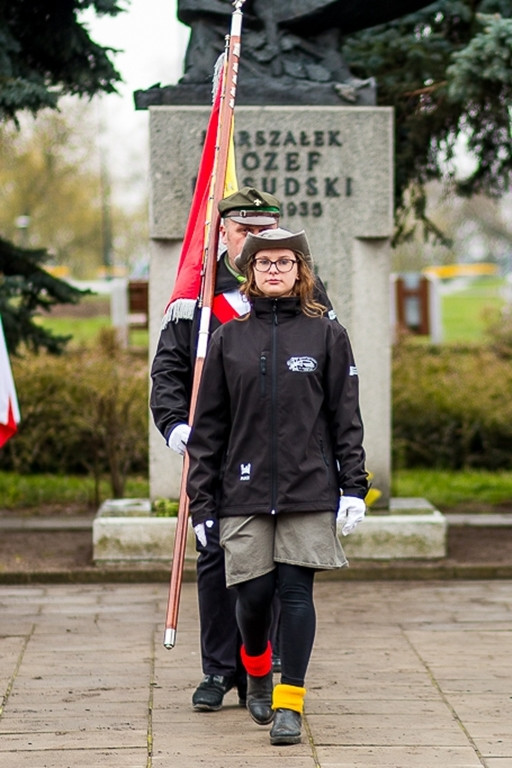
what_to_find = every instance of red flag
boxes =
[162,70,238,326]
[0,316,20,448]
[162,84,222,325]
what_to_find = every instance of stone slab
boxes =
[341,510,447,560]
[1,581,511,767]
[93,519,196,565]
[149,106,393,242]
[92,498,446,565]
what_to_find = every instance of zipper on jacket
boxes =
[260,354,267,396]
[270,302,278,514]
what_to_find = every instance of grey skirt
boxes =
[219,510,347,587]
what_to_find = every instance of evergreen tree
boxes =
[344,0,512,240]
[0,0,123,353]
[0,0,122,122]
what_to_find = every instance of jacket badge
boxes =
[240,463,251,482]
[287,356,318,373]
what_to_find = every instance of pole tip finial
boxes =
[163,628,177,650]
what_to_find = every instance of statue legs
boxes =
[180,19,226,84]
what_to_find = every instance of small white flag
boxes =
[0,315,21,447]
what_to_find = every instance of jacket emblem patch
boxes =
[240,463,251,481]
[287,356,318,373]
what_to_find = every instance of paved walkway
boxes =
[1,580,511,767]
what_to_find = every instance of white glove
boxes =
[167,424,191,456]
[193,520,215,547]
[337,496,366,536]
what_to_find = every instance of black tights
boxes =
[235,563,316,687]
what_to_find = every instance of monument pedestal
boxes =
[342,499,446,560]
[92,499,446,567]
[148,105,393,505]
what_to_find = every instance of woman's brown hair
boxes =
[240,251,326,317]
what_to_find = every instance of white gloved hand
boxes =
[167,424,191,456]
[193,520,215,547]
[337,496,366,536]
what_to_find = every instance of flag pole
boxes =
[163,0,246,650]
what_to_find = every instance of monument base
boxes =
[134,77,377,110]
[92,498,446,567]
[342,499,447,560]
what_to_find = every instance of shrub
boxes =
[392,336,512,470]
[4,326,512,491]
[1,330,148,498]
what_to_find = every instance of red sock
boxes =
[240,641,272,677]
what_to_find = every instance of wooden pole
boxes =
[163,1,246,650]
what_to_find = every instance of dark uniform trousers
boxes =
[196,519,244,679]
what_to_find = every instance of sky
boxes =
[81,0,190,202]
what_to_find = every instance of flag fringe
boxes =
[212,53,225,101]
[161,298,198,328]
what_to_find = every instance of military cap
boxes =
[235,228,313,274]
[218,186,281,225]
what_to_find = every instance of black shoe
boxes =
[192,675,233,712]
[246,671,274,725]
[270,708,302,745]
[272,654,282,674]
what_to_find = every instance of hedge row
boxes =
[392,328,512,470]
[1,331,148,498]
[3,326,512,491]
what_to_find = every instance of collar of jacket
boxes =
[215,252,244,295]
[252,296,302,320]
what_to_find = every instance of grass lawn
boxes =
[42,316,149,348]
[0,472,149,512]
[36,294,148,348]
[1,469,511,516]
[392,468,512,512]
[440,276,506,343]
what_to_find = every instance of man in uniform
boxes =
[151,187,282,711]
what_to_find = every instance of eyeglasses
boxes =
[253,258,298,273]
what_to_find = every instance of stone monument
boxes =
[97,0,446,566]
[148,104,393,507]
[140,1,442,506]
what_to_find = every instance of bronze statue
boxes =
[135,1,435,108]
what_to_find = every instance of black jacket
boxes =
[186,296,367,526]
[150,257,241,443]
[150,256,336,444]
